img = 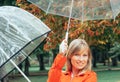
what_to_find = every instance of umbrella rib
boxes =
[65,0,74,41]
[0,48,31,82]
[82,0,84,23]
[46,0,53,14]
[67,0,74,32]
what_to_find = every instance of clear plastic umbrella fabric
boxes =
[27,0,120,21]
[0,6,50,79]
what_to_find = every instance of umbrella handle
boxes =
[65,31,68,42]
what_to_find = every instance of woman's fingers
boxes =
[59,39,68,54]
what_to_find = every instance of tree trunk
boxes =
[107,58,111,70]
[18,63,23,74]
[92,53,97,68]
[37,54,45,70]
[111,57,118,66]
[118,55,120,61]
[102,52,107,66]
[91,46,97,68]
[52,48,58,61]
[24,57,30,75]
[1,77,8,82]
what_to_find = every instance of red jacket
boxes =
[47,53,97,82]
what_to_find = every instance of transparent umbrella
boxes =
[0,6,51,81]
[27,0,120,40]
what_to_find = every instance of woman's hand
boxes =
[59,39,68,55]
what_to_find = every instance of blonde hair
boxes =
[66,38,92,73]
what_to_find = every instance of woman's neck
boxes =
[72,67,81,76]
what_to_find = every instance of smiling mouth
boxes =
[76,62,84,66]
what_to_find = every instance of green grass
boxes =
[8,63,120,82]
[97,70,120,82]
[9,76,47,82]
[9,70,120,82]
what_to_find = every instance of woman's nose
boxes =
[76,56,84,60]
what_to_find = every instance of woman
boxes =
[47,38,97,82]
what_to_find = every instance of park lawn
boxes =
[9,70,120,82]
[97,70,120,82]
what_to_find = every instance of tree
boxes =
[34,39,49,70]
[109,42,120,66]
[24,57,30,75]
[0,0,16,6]
[16,0,120,69]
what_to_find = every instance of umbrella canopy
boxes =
[0,6,51,79]
[27,0,120,21]
[27,0,120,40]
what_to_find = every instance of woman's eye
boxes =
[83,54,88,57]
[74,54,78,56]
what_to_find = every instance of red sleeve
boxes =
[47,53,66,82]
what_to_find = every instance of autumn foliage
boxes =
[16,0,120,51]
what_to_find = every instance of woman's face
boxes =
[71,49,89,71]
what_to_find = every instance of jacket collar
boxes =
[64,70,91,76]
